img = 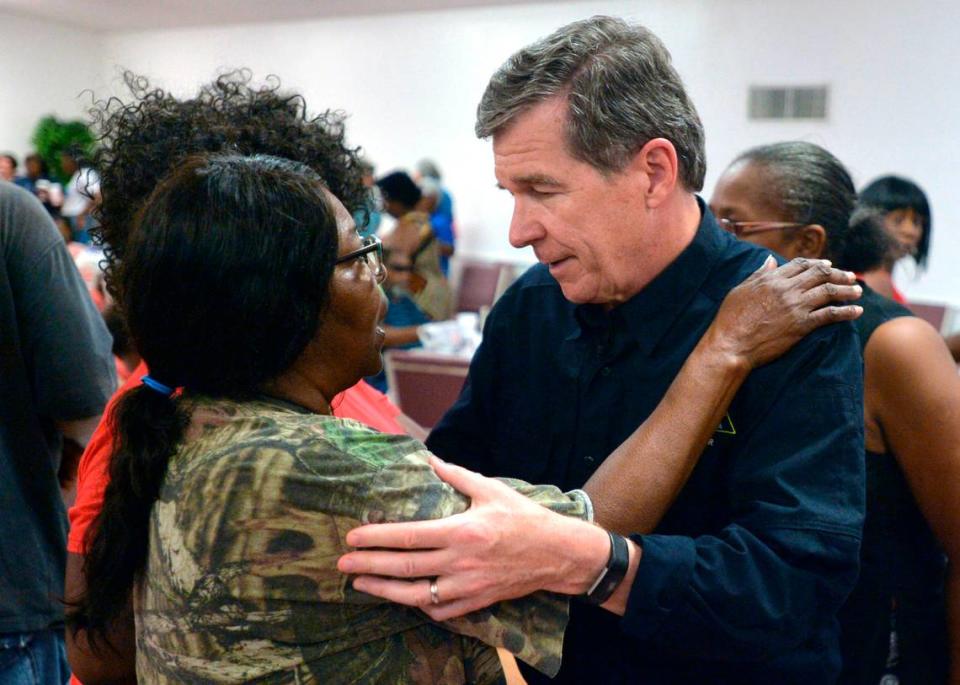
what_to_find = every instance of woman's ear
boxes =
[796,224,828,259]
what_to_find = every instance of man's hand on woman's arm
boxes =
[339,257,862,618]
[340,456,640,621]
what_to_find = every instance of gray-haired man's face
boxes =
[493,96,658,306]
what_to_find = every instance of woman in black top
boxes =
[858,176,931,305]
[710,141,960,685]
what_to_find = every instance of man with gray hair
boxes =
[341,16,864,682]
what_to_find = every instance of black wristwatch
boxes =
[579,531,630,605]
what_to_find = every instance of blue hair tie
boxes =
[141,375,175,397]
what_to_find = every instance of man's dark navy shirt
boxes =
[427,204,865,684]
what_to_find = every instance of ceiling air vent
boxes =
[748,86,828,120]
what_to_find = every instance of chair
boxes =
[384,349,470,429]
[454,259,505,313]
[907,301,948,332]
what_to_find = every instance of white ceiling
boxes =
[0,0,559,32]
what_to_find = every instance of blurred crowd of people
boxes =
[0,150,100,244]
[355,160,458,391]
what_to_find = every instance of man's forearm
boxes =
[585,334,748,535]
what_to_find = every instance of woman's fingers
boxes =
[768,256,827,279]
[787,259,856,288]
[750,253,778,274]
[802,282,863,309]
[803,305,864,329]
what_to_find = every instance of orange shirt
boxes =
[66,361,404,555]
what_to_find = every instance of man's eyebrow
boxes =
[497,174,564,189]
[517,173,563,186]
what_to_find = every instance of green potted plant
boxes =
[31,116,95,184]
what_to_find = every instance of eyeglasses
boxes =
[336,235,386,283]
[718,218,806,238]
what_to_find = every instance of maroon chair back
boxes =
[385,350,470,429]
[455,260,504,313]
[907,301,947,331]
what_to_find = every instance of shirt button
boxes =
[584,455,595,464]
[601,366,612,377]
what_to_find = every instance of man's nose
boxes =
[508,199,545,248]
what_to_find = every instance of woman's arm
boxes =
[383,324,422,347]
[586,257,861,533]
[866,317,960,685]
[944,332,960,364]
[65,552,137,685]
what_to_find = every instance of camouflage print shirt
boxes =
[135,396,590,684]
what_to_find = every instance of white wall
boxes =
[0,11,104,165]
[55,0,960,304]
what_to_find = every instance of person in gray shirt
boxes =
[0,181,114,684]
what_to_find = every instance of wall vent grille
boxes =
[748,85,828,120]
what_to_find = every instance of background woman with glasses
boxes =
[711,140,960,685]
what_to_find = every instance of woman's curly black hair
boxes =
[88,69,368,303]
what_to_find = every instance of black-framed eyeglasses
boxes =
[719,218,807,238]
[336,235,386,283]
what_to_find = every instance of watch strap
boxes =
[579,531,629,605]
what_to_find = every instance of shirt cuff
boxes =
[619,534,697,641]
[566,488,594,523]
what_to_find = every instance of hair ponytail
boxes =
[837,206,891,274]
[68,153,340,648]
[68,384,187,647]
[733,142,888,273]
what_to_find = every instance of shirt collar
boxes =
[572,197,727,355]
